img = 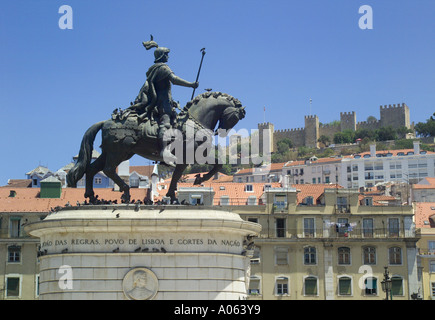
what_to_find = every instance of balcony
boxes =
[257,227,417,240]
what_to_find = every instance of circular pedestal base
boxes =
[26,205,260,300]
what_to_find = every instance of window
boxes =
[337,197,348,212]
[364,197,373,206]
[389,247,402,265]
[5,276,21,298]
[247,217,258,224]
[338,247,351,265]
[312,178,316,184]
[130,178,139,187]
[391,276,403,297]
[251,246,261,264]
[364,277,377,295]
[190,194,203,205]
[220,196,230,206]
[275,247,288,265]
[337,218,349,237]
[363,247,376,265]
[338,277,352,296]
[94,177,102,184]
[276,218,286,238]
[276,277,289,295]
[432,282,435,298]
[388,218,400,237]
[247,196,257,205]
[274,195,287,210]
[304,218,315,238]
[303,197,314,206]
[325,176,330,183]
[304,247,316,265]
[304,276,318,296]
[430,260,435,273]
[363,218,374,238]
[8,246,21,263]
[245,184,253,192]
[9,217,21,238]
[248,276,261,295]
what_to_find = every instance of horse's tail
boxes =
[66,121,105,187]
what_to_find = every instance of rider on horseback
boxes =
[130,37,198,167]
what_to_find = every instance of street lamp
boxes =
[381,266,393,300]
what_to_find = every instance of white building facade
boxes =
[340,142,435,189]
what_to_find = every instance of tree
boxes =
[318,135,331,147]
[375,126,397,141]
[333,130,355,144]
[276,138,293,153]
[415,113,435,137]
[367,115,377,122]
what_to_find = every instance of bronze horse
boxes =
[66,92,245,203]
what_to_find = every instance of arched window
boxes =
[364,277,377,295]
[338,276,352,296]
[338,247,351,265]
[389,247,402,265]
[304,276,318,296]
[391,276,403,296]
[304,247,316,265]
[363,246,376,265]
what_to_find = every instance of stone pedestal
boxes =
[25,205,260,300]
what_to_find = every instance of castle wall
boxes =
[356,120,381,131]
[340,112,356,131]
[380,103,410,129]
[304,115,319,148]
[274,128,305,149]
[260,102,411,150]
[319,123,341,140]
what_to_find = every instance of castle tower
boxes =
[304,115,319,148]
[380,103,411,129]
[340,111,356,131]
[258,122,275,153]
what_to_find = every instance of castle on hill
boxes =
[258,103,412,152]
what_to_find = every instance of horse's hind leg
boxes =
[103,152,132,203]
[85,153,106,203]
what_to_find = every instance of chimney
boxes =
[370,144,376,157]
[413,140,420,155]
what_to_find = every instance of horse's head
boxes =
[218,105,246,131]
[183,92,246,132]
[214,94,246,131]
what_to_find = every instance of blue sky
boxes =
[1,0,434,186]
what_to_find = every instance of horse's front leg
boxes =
[194,164,223,185]
[167,163,188,202]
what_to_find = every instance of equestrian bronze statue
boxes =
[66,37,245,203]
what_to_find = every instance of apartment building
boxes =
[340,142,435,189]
[0,179,423,300]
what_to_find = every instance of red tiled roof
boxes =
[293,184,342,203]
[0,188,150,213]
[413,178,435,189]
[414,202,435,228]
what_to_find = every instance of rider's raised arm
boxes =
[169,73,198,88]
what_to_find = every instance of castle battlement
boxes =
[380,103,407,110]
[257,102,411,149]
[304,115,318,119]
[340,111,356,116]
[357,120,379,125]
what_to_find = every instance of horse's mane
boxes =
[182,91,242,112]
